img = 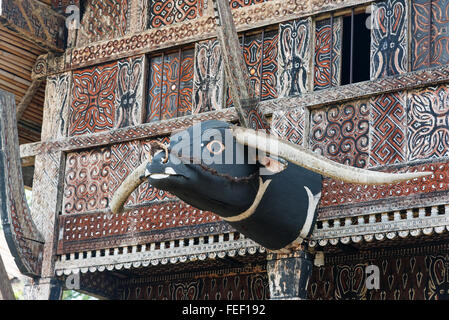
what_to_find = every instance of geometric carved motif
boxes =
[309,245,449,300]
[310,100,370,168]
[146,49,195,122]
[411,0,449,71]
[69,62,118,136]
[242,29,279,100]
[58,201,220,249]
[192,39,225,113]
[63,138,174,214]
[407,84,449,160]
[76,0,130,46]
[229,0,268,8]
[370,0,408,79]
[271,106,306,146]
[148,0,204,28]
[118,272,269,300]
[319,161,449,208]
[116,56,144,128]
[369,91,407,166]
[278,18,312,97]
[63,147,111,214]
[314,17,342,90]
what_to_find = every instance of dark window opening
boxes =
[341,11,371,85]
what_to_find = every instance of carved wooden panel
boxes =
[371,0,408,79]
[407,83,449,160]
[76,0,130,46]
[278,18,312,97]
[118,270,269,300]
[309,243,449,300]
[69,62,118,136]
[271,106,307,146]
[369,91,407,167]
[146,49,194,122]
[42,73,71,140]
[313,17,342,90]
[319,161,449,209]
[411,0,449,71]
[193,39,225,113]
[115,56,145,128]
[57,202,224,253]
[148,0,205,28]
[63,138,175,215]
[310,100,370,168]
[242,29,279,101]
[229,0,269,8]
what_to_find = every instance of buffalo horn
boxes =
[231,126,433,185]
[110,161,148,214]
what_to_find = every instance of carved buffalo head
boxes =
[111,120,431,251]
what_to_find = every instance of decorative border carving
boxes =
[55,231,264,275]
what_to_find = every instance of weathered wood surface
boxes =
[212,0,256,128]
[32,0,375,79]
[20,63,449,159]
[0,0,65,52]
[16,79,44,121]
[0,254,15,300]
[0,89,43,277]
[267,249,313,299]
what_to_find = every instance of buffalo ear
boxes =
[258,156,288,174]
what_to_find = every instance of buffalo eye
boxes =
[206,140,225,155]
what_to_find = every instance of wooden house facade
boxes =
[2,0,449,300]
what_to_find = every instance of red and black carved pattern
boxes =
[63,148,111,214]
[314,18,342,90]
[69,62,118,136]
[242,30,278,101]
[193,39,224,113]
[271,107,306,146]
[309,250,449,300]
[59,202,220,245]
[408,84,449,160]
[411,0,449,71]
[369,92,407,166]
[310,101,370,168]
[146,49,194,122]
[319,161,449,207]
[229,0,268,8]
[178,49,194,117]
[109,140,143,206]
[278,18,311,96]
[371,0,408,79]
[79,0,129,44]
[148,0,204,28]
[119,272,269,300]
[64,139,174,214]
[116,56,144,128]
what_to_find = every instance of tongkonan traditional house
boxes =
[2,0,449,300]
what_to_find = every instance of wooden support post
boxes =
[0,253,15,300]
[212,0,255,128]
[0,89,44,277]
[16,79,43,121]
[266,248,313,300]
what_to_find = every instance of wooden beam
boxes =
[16,79,43,121]
[0,254,15,300]
[0,0,65,52]
[0,88,44,277]
[212,0,255,127]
